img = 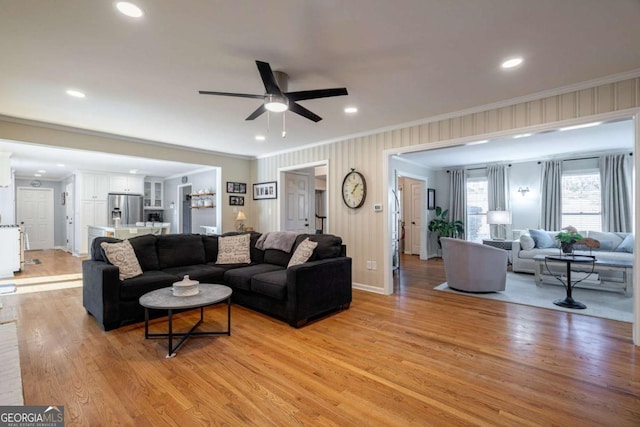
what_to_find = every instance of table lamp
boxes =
[487,210,511,240]
[236,211,247,232]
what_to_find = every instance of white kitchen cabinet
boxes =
[80,199,107,254]
[81,173,109,201]
[143,180,163,209]
[109,175,144,194]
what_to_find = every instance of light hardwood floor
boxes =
[0,253,638,426]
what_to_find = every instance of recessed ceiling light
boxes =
[116,1,144,18]
[558,122,603,132]
[66,89,85,98]
[255,135,266,141]
[344,107,358,114]
[501,57,523,69]
[129,169,138,174]
[513,133,532,139]
[56,163,65,167]
[37,169,46,174]
[34,173,42,177]
[465,140,489,146]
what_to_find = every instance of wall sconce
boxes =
[517,187,530,196]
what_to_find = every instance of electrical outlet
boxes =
[371,261,377,270]
[366,261,372,269]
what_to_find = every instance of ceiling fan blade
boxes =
[289,102,322,122]
[199,90,265,100]
[285,88,348,102]
[245,104,266,121]
[256,60,282,95]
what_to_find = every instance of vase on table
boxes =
[560,242,574,255]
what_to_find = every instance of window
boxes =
[561,170,601,231]
[466,177,490,242]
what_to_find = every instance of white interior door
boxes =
[284,173,310,232]
[65,182,74,252]
[17,187,54,250]
[410,182,422,254]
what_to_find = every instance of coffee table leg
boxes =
[227,297,231,335]
[144,308,149,339]
[167,309,176,358]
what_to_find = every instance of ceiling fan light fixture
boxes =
[264,94,289,113]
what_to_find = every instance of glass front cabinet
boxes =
[144,181,163,209]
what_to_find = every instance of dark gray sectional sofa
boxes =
[82,232,352,331]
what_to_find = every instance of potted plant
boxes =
[428,206,464,249]
[555,226,584,255]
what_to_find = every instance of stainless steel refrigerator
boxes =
[108,193,143,226]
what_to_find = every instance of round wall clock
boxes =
[342,169,366,209]
[30,180,42,187]
[181,176,188,183]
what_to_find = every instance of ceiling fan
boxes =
[199,60,348,123]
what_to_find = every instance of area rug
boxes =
[0,322,24,405]
[435,272,633,323]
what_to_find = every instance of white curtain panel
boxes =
[488,165,509,239]
[540,160,562,230]
[448,169,466,239]
[600,154,632,232]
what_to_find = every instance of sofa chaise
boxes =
[82,232,352,331]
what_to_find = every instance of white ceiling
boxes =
[1,0,639,163]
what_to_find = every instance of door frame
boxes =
[278,160,330,233]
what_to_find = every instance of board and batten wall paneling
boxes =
[255,76,640,291]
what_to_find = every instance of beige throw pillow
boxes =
[287,238,318,268]
[216,234,251,264]
[100,240,143,280]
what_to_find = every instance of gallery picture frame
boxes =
[253,181,277,200]
[229,195,244,206]
[427,188,436,210]
[226,181,247,194]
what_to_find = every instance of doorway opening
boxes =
[177,184,192,234]
[278,160,329,234]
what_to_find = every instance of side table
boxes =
[482,239,514,264]
[543,255,595,309]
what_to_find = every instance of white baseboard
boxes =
[352,282,387,295]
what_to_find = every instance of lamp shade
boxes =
[236,211,247,221]
[487,210,511,225]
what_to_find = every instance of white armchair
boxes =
[440,237,507,292]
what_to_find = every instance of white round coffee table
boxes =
[139,283,232,358]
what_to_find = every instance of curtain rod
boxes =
[446,164,511,173]
[537,152,632,164]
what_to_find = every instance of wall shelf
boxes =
[189,192,215,209]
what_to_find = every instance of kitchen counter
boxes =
[88,224,170,249]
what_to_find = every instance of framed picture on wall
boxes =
[229,195,244,206]
[227,181,247,194]
[427,188,436,210]
[253,181,277,200]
